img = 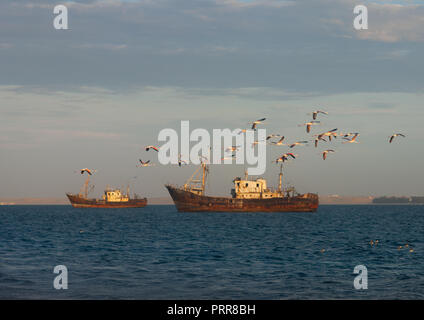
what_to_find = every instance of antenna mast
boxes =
[278,163,283,193]
[184,159,209,195]
[79,175,91,198]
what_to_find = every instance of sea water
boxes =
[0,205,423,299]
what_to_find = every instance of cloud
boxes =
[354,2,424,43]
[0,0,423,95]
[72,43,128,50]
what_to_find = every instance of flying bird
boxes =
[275,155,289,163]
[80,168,94,175]
[315,128,338,141]
[389,133,405,143]
[282,153,296,159]
[250,118,266,130]
[322,149,335,160]
[275,153,296,163]
[299,121,320,133]
[341,132,359,138]
[343,133,360,144]
[314,136,327,148]
[289,141,308,148]
[145,145,159,152]
[312,110,328,120]
[270,136,286,146]
[266,134,282,140]
[137,159,153,167]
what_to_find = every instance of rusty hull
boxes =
[66,193,147,208]
[165,185,318,212]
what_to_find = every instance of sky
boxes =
[1,0,424,199]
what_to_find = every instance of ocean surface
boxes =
[0,205,423,299]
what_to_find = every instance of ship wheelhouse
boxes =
[102,189,129,202]
[231,177,281,199]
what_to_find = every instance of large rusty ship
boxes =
[66,173,147,208]
[166,162,318,212]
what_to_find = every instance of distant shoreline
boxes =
[2,196,422,206]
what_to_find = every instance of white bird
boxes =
[322,150,335,160]
[288,141,308,148]
[315,128,338,141]
[312,110,328,120]
[145,145,159,152]
[250,118,266,130]
[282,152,296,159]
[341,132,359,138]
[266,134,282,141]
[275,153,296,163]
[137,159,154,167]
[343,133,360,144]
[80,168,95,175]
[389,133,405,143]
[314,136,327,148]
[299,121,320,133]
[270,136,286,146]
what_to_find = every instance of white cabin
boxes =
[102,189,129,202]
[231,178,282,199]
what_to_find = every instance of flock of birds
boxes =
[76,108,406,177]
[219,110,406,165]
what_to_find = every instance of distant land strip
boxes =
[2,196,423,206]
[0,196,377,205]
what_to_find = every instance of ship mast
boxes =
[278,163,283,193]
[184,160,209,195]
[79,175,90,198]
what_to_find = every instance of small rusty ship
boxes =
[66,173,147,208]
[166,162,318,212]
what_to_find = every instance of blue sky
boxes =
[1,0,423,199]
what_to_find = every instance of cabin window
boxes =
[256,183,259,187]
[245,183,248,187]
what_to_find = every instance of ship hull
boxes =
[66,193,147,208]
[165,185,318,212]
